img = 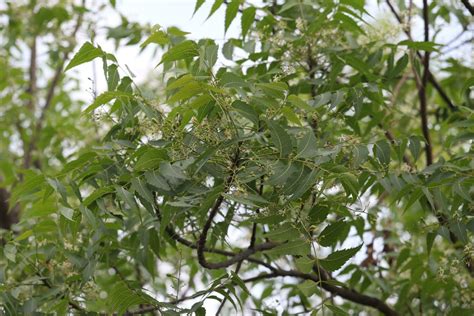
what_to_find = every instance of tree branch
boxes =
[196,147,278,270]
[419,0,433,166]
[23,1,85,169]
[386,0,457,112]
[460,0,474,15]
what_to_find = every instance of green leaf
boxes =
[106,64,120,91]
[107,281,158,314]
[83,186,114,207]
[288,95,313,111]
[325,303,349,316]
[65,42,103,71]
[223,192,269,207]
[296,129,318,159]
[268,239,310,257]
[289,168,319,200]
[265,224,300,241]
[267,161,297,186]
[145,170,172,192]
[135,148,168,171]
[159,40,199,65]
[295,257,314,273]
[83,91,131,114]
[388,54,408,78]
[241,7,256,38]
[319,245,362,272]
[208,0,224,19]
[193,0,206,15]
[267,120,293,157]
[140,30,169,48]
[318,221,349,247]
[340,173,359,199]
[408,136,421,162]
[374,140,391,165]
[115,185,138,210]
[131,178,154,204]
[398,40,441,52]
[232,100,259,125]
[352,144,368,167]
[225,0,241,33]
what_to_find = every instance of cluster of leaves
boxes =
[1,0,473,314]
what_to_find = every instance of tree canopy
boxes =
[0,0,473,315]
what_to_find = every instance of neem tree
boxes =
[1,0,473,314]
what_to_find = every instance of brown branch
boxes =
[460,0,474,15]
[196,147,278,270]
[23,1,85,169]
[125,267,398,316]
[37,273,83,312]
[419,0,433,166]
[386,0,457,112]
[152,199,397,315]
[26,36,37,111]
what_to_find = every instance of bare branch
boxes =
[460,0,474,15]
[23,1,86,169]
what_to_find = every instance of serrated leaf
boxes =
[289,168,319,200]
[159,40,199,65]
[352,144,368,167]
[374,140,391,165]
[145,170,172,192]
[223,192,269,207]
[268,239,310,257]
[318,221,349,247]
[232,100,259,125]
[398,40,441,52]
[340,173,359,199]
[107,281,158,314]
[65,42,103,71]
[296,129,318,159]
[115,185,138,210]
[267,120,292,157]
[106,64,120,91]
[225,0,240,33]
[295,257,314,273]
[83,91,131,114]
[267,161,296,186]
[388,54,408,78]
[140,30,169,48]
[131,178,154,204]
[208,0,224,19]
[288,94,313,111]
[193,0,206,15]
[265,223,300,241]
[319,245,362,271]
[135,148,168,171]
[408,136,421,162]
[325,304,349,316]
[83,186,114,207]
[241,6,256,38]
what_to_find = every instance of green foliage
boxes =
[1,0,473,315]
